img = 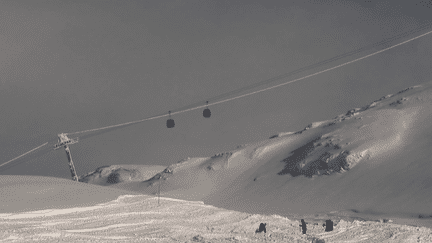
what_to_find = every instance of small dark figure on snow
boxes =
[322,219,336,232]
[299,219,308,234]
[255,223,267,233]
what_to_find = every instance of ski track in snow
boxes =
[0,195,431,242]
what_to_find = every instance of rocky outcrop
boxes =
[79,165,165,185]
[278,135,370,177]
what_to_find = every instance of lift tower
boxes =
[54,133,79,181]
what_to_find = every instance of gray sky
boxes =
[1,0,432,179]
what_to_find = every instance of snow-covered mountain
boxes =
[81,82,432,230]
[1,83,432,242]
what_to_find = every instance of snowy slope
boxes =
[0,175,142,214]
[82,82,432,229]
[1,83,432,242]
[1,194,431,242]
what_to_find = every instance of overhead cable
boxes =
[65,23,432,136]
[0,142,49,169]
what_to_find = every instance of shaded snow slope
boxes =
[1,194,431,242]
[82,82,432,229]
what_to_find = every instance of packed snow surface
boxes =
[1,194,431,242]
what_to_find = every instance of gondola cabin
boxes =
[203,108,211,118]
[166,118,175,128]
[203,101,211,118]
[166,111,175,128]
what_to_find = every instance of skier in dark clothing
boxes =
[322,219,336,232]
[299,219,308,234]
[255,223,267,233]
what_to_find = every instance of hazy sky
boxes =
[1,0,432,179]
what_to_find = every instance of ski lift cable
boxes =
[173,26,432,111]
[158,21,432,114]
[0,142,48,169]
[64,25,432,136]
[2,24,432,168]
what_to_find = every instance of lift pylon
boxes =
[54,133,79,182]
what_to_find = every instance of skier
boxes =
[322,219,336,232]
[255,223,267,233]
[299,219,308,234]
